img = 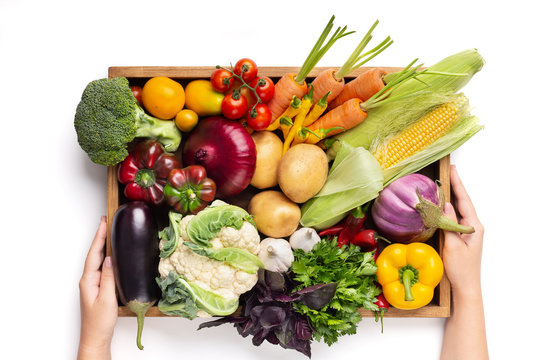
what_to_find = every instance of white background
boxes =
[1,0,552,359]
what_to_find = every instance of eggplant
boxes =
[111,201,160,350]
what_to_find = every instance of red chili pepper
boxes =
[117,140,181,205]
[374,293,389,333]
[337,206,366,247]
[164,165,217,214]
[318,223,346,237]
[352,229,390,251]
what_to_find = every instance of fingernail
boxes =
[104,256,112,268]
[445,202,454,211]
[101,216,107,223]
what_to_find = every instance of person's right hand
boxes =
[442,165,485,296]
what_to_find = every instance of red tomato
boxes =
[249,76,275,103]
[227,82,256,107]
[210,68,235,93]
[234,58,258,83]
[130,86,143,106]
[221,92,248,120]
[246,103,271,130]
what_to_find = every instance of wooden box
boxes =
[106,66,451,318]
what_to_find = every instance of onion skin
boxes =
[372,174,464,243]
[182,116,256,198]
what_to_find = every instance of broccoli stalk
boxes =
[74,77,182,166]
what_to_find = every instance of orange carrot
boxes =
[328,67,387,110]
[307,59,426,142]
[311,69,344,104]
[268,73,308,122]
[266,15,352,126]
[311,21,392,105]
[307,98,366,138]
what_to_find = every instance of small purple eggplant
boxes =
[371,174,474,243]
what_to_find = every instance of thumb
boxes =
[99,256,117,303]
[442,202,465,247]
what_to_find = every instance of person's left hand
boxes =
[78,216,118,360]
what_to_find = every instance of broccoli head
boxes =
[74,77,182,166]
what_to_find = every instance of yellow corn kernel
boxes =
[375,102,460,169]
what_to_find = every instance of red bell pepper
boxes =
[117,140,181,205]
[164,165,216,214]
[318,222,346,237]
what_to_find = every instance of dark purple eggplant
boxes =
[111,201,160,350]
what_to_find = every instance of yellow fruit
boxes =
[184,80,224,116]
[175,109,199,132]
[142,76,185,120]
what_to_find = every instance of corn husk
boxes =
[300,143,383,229]
[333,49,484,151]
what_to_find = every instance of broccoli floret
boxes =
[74,77,182,166]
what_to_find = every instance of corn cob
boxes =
[374,101,461,169]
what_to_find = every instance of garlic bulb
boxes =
[258,238,294,273]
[289,227,320,253]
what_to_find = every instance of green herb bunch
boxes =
[291,237,381,345]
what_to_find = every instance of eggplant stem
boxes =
[437,216,475,234]
[127,299,155,350]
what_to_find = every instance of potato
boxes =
[248,191,301,238]
[250,131,283,189]
[277,144,328,203]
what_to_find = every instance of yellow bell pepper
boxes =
[376,242,443,310]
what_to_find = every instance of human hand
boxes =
[78,216,118,360]
[442,165,485,298]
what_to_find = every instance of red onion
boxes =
[371,174,474,243]
[182,116,256,198]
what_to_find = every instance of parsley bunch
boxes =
[291,237,381,345]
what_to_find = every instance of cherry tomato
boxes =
[249,76,275,103]
[227,81,256,107]
[210,68,235,93]
[175,109,199,132]
[234,58,258,83]
[221,92,248,120]
[246,103,271,130]
[130,86,143,106]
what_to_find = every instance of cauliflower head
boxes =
[159,214,261,300]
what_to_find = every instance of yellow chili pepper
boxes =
[376,242,443,310]
[283,86,314,155]
[267,95,302,133]
[303,91,330,127]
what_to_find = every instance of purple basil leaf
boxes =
[266,331,280,345]
[274,318,294,345]
[264,270,286,292]
[198,316,247,330]
[297,283,338,310]
[294,316,313,340]
[273,292,301,302]
[259,306,287,329]
[252,328,270,346]
[285,337,312,358]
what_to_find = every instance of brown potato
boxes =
[277,144,328,203]
[250,131,283,189]
[248,191,301,238]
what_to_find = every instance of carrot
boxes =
[328,67,388,110]
[268,73,308,122]
[307,98,366,138]
[311,20,392,104]
[308,59,427,139]
[266,15,352,125]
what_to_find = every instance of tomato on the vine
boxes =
[249,76,275,103]
[234,58,258,83]
[211,68,235,93]
[246,103,271,130]
[221,92,248,120]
